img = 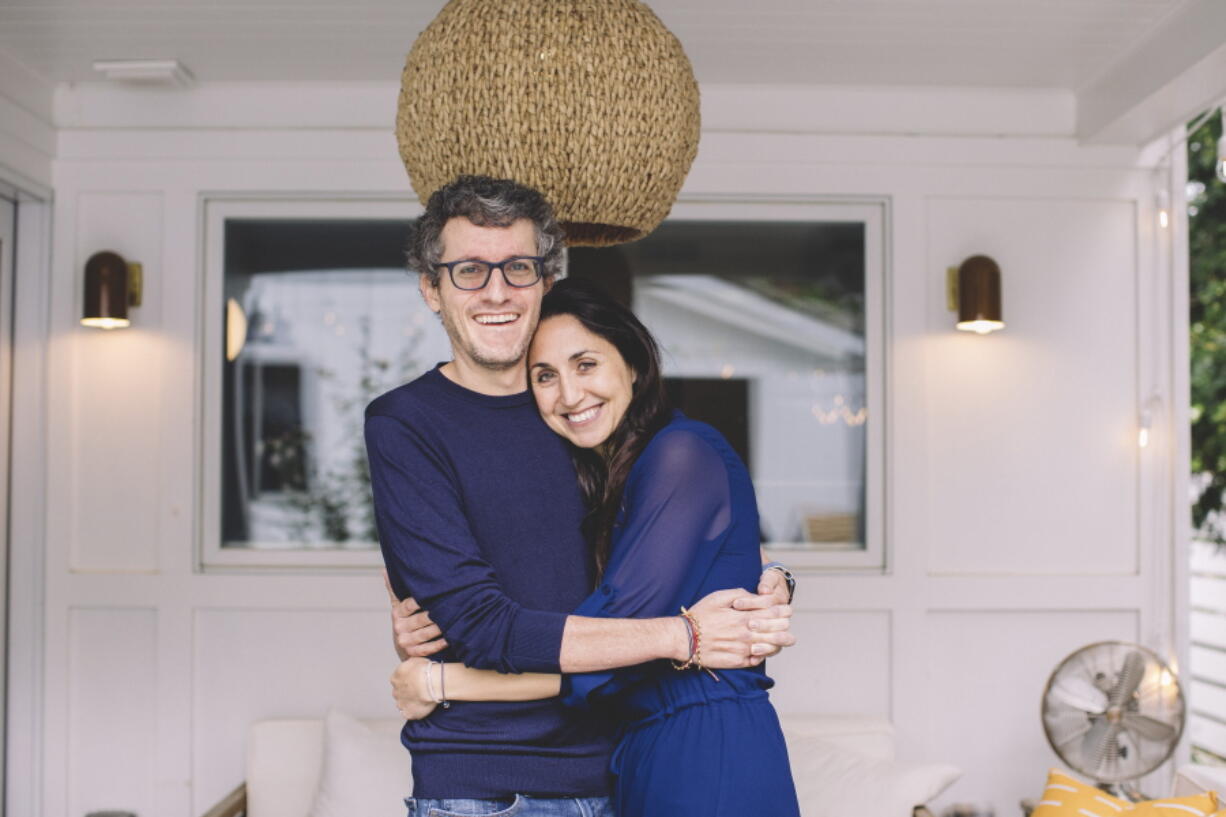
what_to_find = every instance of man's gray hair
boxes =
[408,175,566,286]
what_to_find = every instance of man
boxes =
[365,175,795,817]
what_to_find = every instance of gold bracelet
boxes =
[671,608,698,671]
[671,606,719,681]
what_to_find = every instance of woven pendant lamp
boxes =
[397,0,700,247]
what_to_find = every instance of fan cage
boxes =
[1040,640,1185,785]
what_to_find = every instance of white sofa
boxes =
[202,712,961,817]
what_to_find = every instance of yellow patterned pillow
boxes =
[1031,770,1129,817]
[1031,769,1219,817]
[1131,797,1220,816]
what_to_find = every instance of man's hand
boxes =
[383,569,448,660]
[685,588,794,669]
[731,563,795,660]
[757,567,791,607]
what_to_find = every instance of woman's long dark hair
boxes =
[538,278,672,578]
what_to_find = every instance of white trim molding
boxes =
[6,190,52,817]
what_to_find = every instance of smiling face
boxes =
[420,217,545,386]
[529,314,637,450]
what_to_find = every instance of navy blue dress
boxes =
[562,413,801,817]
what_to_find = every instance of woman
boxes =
[393,278,800,817]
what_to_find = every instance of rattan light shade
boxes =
[397,0,700,247]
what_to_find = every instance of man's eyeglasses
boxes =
[434,256,545,291]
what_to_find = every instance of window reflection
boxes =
[221,220,447,549]
[220,217,870,551]
[570,220,867,549]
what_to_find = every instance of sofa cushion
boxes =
[245,712,908,817]
[781,726,961,817]
[782,713,898,761]
[307,710,411,817]
[247,719,324,817]
[247,713,409,817]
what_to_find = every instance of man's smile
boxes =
[473,313,519,325]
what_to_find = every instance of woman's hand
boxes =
[390,657,440,721]
[685,589,794,669]
[384,570,448,660]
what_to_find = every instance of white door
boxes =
[0,193,15,811]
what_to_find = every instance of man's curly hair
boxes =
[408,175,566,286]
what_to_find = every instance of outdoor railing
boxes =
[1190,540,1226,763]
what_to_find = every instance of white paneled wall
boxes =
[193,608,394,809]
[767,611,893,718]
[924,610,1140,805]
[0,53,54,191]
[21,82,1182,817]
[924,198,1141,577]
[68,609,159,817]
[71,193,168,572]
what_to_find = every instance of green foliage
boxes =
[1188,112,1226,543]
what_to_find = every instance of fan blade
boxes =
[1081,718,1113,771]
[1080,719,1125,775]
[1050,676,1109,714]
[1122,713,1176,743]
[1108,652,1146,708]
[1052,715,1093,749]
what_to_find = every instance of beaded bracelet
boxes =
[671,606,719,681]
[674,612,697,669]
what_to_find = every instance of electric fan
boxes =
[1040,641,1185,796]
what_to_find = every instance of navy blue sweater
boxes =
[365,365,614,799]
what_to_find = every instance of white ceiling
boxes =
[0,0,1200,90]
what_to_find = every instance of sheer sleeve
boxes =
[562,426,734,708]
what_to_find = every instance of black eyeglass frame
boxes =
[433,255,547,291]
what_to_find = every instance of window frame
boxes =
[199,196,421,571]
[660,198,889,573]
[198,195,889,573]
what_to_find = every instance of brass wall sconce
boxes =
[947,255,1004,334]
[82,251,142,329]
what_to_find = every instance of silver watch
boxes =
[762,562,795,604]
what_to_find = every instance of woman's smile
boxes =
[529,315,636,450]
[564,404,603,425]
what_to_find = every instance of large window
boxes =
[202,198,886,570]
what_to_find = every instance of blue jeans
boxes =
[405,795,613,817]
